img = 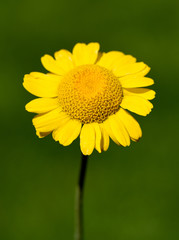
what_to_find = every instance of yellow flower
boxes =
[23,42,155,155]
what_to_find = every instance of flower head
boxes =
[23,42,155,155]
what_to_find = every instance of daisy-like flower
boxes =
[23,42,155,155]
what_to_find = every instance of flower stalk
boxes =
[75,154,88,240]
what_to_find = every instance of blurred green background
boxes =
[0,0,178,239]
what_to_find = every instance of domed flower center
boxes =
[58,64,123,124]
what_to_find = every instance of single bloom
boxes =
[23,42,155,155]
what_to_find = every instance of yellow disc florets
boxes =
[58,64,123,124]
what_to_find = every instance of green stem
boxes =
[75,154,88,240]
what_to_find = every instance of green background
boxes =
[0,0,178,239]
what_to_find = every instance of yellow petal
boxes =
[134,66,150,77]
[36,131,51,138]
[54,49,74,72]
[120,76,154,88]
[73,42,100,66]
[25,97,59,113]
[113,62,148,77]
[112,55,136,70]
[99,124,110,151]
[53,119,81,146]
[23,72,62,97]
[52,118,70,141]
[103,119,120,145]
[123,88,156,100]
[33,108,70,133]
[120,65,151,79]
[92,123,102,153]
[116,108,142,141]
[41,54,67,75]
[80,124,95,155]
[97,51,124,69]
[120,95,153,116]
[108,114,130,146]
